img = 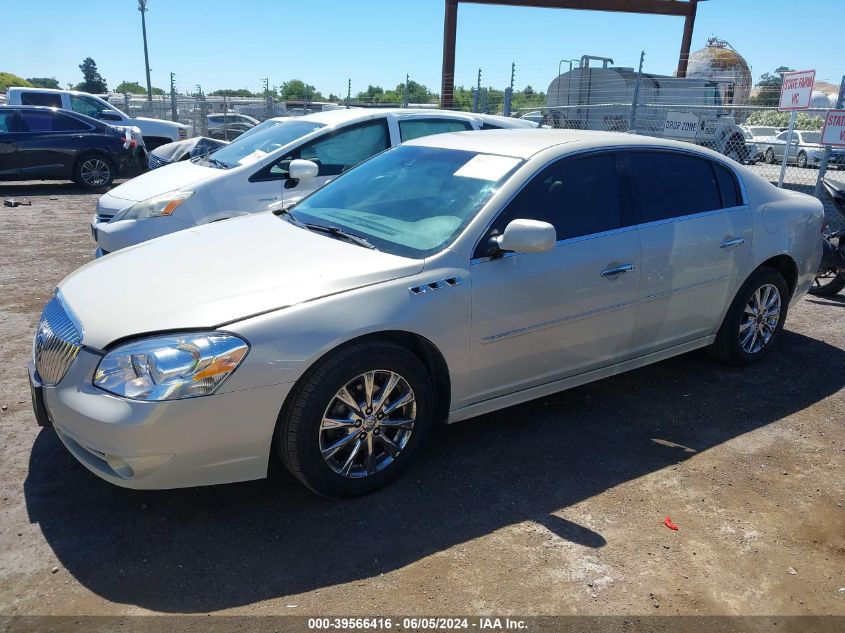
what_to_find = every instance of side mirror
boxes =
[493,219,556,255]
[100,110,123,122]
[288,159,319,181]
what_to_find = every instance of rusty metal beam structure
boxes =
[441,0,700,108]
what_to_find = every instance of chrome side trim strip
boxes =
[480,298,637,344]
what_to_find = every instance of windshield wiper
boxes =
[303,223,377,250]
[204,157,231,169]
[273,207,305,226]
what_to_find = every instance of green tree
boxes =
[115,81,146,94]
[209,88,256,97]
[749,67,795,107]
[356,84,386,103]
[27,77,60,89]
[279,79,324,101]
[115,80,165,95]
[75,57,108,93]
[0,72,32,92]
[746,110,824,130]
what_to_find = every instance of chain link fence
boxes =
[114,94,289,138]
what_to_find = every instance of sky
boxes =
[2,0,843,97]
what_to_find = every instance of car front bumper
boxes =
[28,350,290,489]
[92,214,193,254]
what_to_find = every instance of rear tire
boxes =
[797,151,808,169]
[73,155,114,189]
[710,268,790,366]
[808,270,845,296]
[765,148,775,164]
[277,341,434,497]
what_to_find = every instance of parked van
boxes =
[5,88,187,150]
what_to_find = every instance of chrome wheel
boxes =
[79,158,111,187]
[319,370,416,478]
[739,283,781,354]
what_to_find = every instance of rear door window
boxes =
[20,92,62,107]
[18,111,56,132]
[53,114,91,132]
[712,162,742,208]
[624,151,722,222]
[398,118,473,142]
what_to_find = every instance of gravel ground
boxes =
[0,180,843,618]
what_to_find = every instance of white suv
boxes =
[91,108,536,256]
[5,88,187,150]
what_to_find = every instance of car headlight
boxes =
[93,332,248,401]
[110,191,193,222]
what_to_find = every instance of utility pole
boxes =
[169,72,177,121]
[138,0,153,104]
[403,73,410,108]
[263,78,272,119]
[346,78,351,109]
[629,51,645,133]
[504,62,515,116]
[472,68,481,113]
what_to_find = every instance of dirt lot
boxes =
[0,180,843,619]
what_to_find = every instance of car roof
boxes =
[280,107,532,128]
[404,128,736,160]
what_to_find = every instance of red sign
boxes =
[778,69,815,112]
[820,109,845,147]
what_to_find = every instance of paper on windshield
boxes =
[454,154,521,181]
[238,149,268,165]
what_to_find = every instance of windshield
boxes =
[800,132,821,144]
[210,119,324,166]
[233,118,283,141]
[290,145,523,258]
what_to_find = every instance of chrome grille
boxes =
[33,295,82,386]
[147,152,169,170]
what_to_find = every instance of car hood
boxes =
[104,159,220,202]
[59,213,424,349]
[152,137,228,162]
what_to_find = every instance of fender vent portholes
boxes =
[410,276,462,295]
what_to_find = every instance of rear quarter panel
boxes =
[739,166,825,302]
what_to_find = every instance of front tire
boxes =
[765,148,775,164]
[74,155,114,189]
[277,341,434,497]
[710,268,790,366]
[797,151,808,169]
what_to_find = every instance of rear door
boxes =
[469,151,641,402]
[16,110,92,178]
[623,150,751,353]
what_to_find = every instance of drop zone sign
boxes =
[663,111,700,140]
[779,70,815,111]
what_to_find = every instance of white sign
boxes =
[778,69,815,111]
[663,111,700,140]
[820,109,845,146]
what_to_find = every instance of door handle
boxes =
[720,238,745,249]
[601,264,635,277]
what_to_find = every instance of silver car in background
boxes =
[30,130,824,497]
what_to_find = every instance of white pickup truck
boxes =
[5,87,188,150]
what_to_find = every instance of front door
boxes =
[247,118,391,210]
[469,152,641,403]
[0,110,19,177]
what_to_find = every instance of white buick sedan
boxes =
[30,130,824,497]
